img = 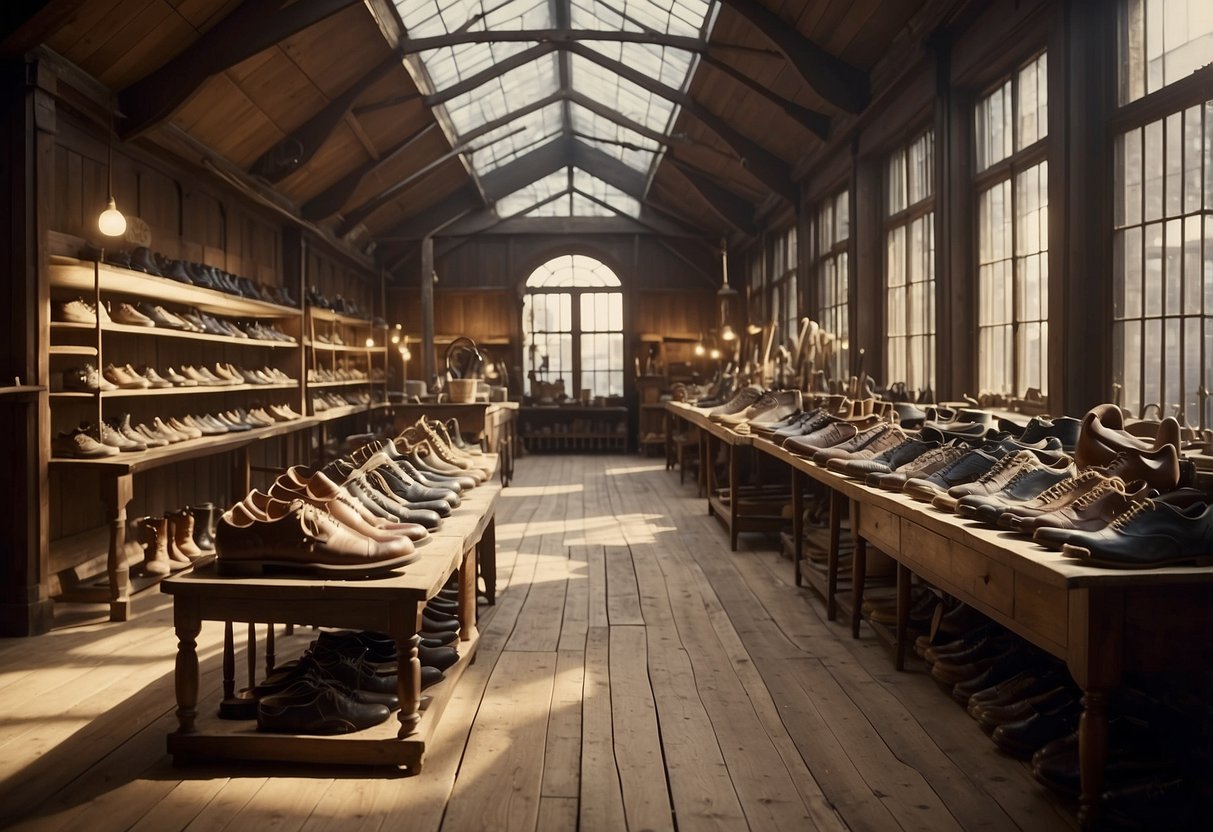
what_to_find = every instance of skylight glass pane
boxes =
[443,53,560,134]
[570,54,675,133]
[497,169,568,216]
[526,195,571,217]
[572,168,641,217]
[473,103,565,173]
[570,192,614,217]
[395,0,718,197]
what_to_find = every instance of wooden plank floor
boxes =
[0,454,1077,832]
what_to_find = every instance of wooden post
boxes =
[421,235,436,385]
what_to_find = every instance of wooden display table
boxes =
[666,402,785,549]
[750,438,1213,827]
[162,482,499,772]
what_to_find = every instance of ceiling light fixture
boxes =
[98,115,126,238]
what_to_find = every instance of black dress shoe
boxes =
[316,629,396,663]
[992,700,1081,758]
[951,648,1043,705]
[420,629,459,645]
[420,644,459,671]
[422,614,460,633]
[257,678,391,735]
[254,666,398,709]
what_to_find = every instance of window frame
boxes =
[973,49,1051,400]
[810,188,851,382]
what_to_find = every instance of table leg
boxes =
[698,430,709,498]
[895,563,911,671]
[728,444,740,551]
[706,433,717,514]
[479,516,497,605]
[460,543,480,642]
[792,471,804,587]
[266,624,276,675]
[222,621,236,700]
[173,601,202,736]
[396,630,422,738]
[103,473,134,622]
[851,536,867,639]
[1078,689,1110,828]
[826,489,841,621]
[231,446,251,500]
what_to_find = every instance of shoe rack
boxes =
[47,254,314,620]
[303,305,388,421]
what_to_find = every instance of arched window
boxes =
[523,254,624,398]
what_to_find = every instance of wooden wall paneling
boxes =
[174,73,281,168]
[932,38,959,402]
[136,163,183,257]
[222,48,327,136]
[948,0,1052,92]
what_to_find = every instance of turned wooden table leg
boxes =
[222,621,236,700]
[173,600,202,736]
[394,603,422,739]
[1069,587,1124,830]
[103,474,134,622]
[826,488,842,620]
[266,624,276,675]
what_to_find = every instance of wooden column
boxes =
[0,57,55,636]
[420,235,436,385]
[853,154,883,386]
[1058,2,1114,415]
[941,40,976,402]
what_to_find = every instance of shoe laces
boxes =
[1109,498,1155,530]
[1071,478,1125,509]
[1033,470,1103,503]
[973,452,1026,484]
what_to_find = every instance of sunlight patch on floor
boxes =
[498,484,584,498]
[603,464,666,476]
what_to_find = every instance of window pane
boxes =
[1120,0,1213,103]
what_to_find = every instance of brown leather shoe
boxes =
[1018,477,1147,538]
[216,500,418,576]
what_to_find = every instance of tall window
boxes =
[770,227,799,348]
[885,130,936,392]
[814,190,850,381]
[523,254,623,398]
[1113,0,1213,423]
[975,51,1049,399]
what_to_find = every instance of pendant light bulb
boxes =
[694,342,706,357]
[365,337,375,348]
[720,324,737,342]
[98,197,126,237]
[709,347,722,360]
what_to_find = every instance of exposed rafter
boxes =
[700,53,829,139]
[249,49,404,182]
[715,0,869,113]
[117,0,363,138]
[401,28,706,54]
[566,43,796,203]
[478,138,572,201]
[665,156,756,235]
[301,123,438,221]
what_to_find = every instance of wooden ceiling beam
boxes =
[459,90,564,144]
[116,0,363,138]
[566,43,796,203]
[715,0,870,113]
[700,52,830,139]
[567,140,647,200]
[301,122,438,221]
[478,137,573,202]
[664,156,756,236]
[249,48,404,182]
[401,28,706,54]
[425,42,559,106]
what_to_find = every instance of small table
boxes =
[162,484,499,772]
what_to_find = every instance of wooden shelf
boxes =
[304,340,377,352]
[49,417,314,474]
[0,384,45,399]
[305,306,372,326]
[49,256,300,319]
[308,379,372,388]
[51,320,297,348]
[50,381,299,399]
[312,404,373,421]
[49,345,98,356]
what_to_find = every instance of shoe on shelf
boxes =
[52,429,119,458]
[111,302,155,327]
[137,365,173,389]
[62,363,116,392]
[53,298,96,324]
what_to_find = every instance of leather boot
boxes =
[138,517,173,576]
[171,510,202,558]
[191,503,215,550]
[160,515,191,567]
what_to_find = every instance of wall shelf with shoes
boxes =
[45,251,309,623]
[49,254,300,318]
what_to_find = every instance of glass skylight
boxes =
[392,0,717,215]
[496,169,567,217]
[496,166,641,218]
